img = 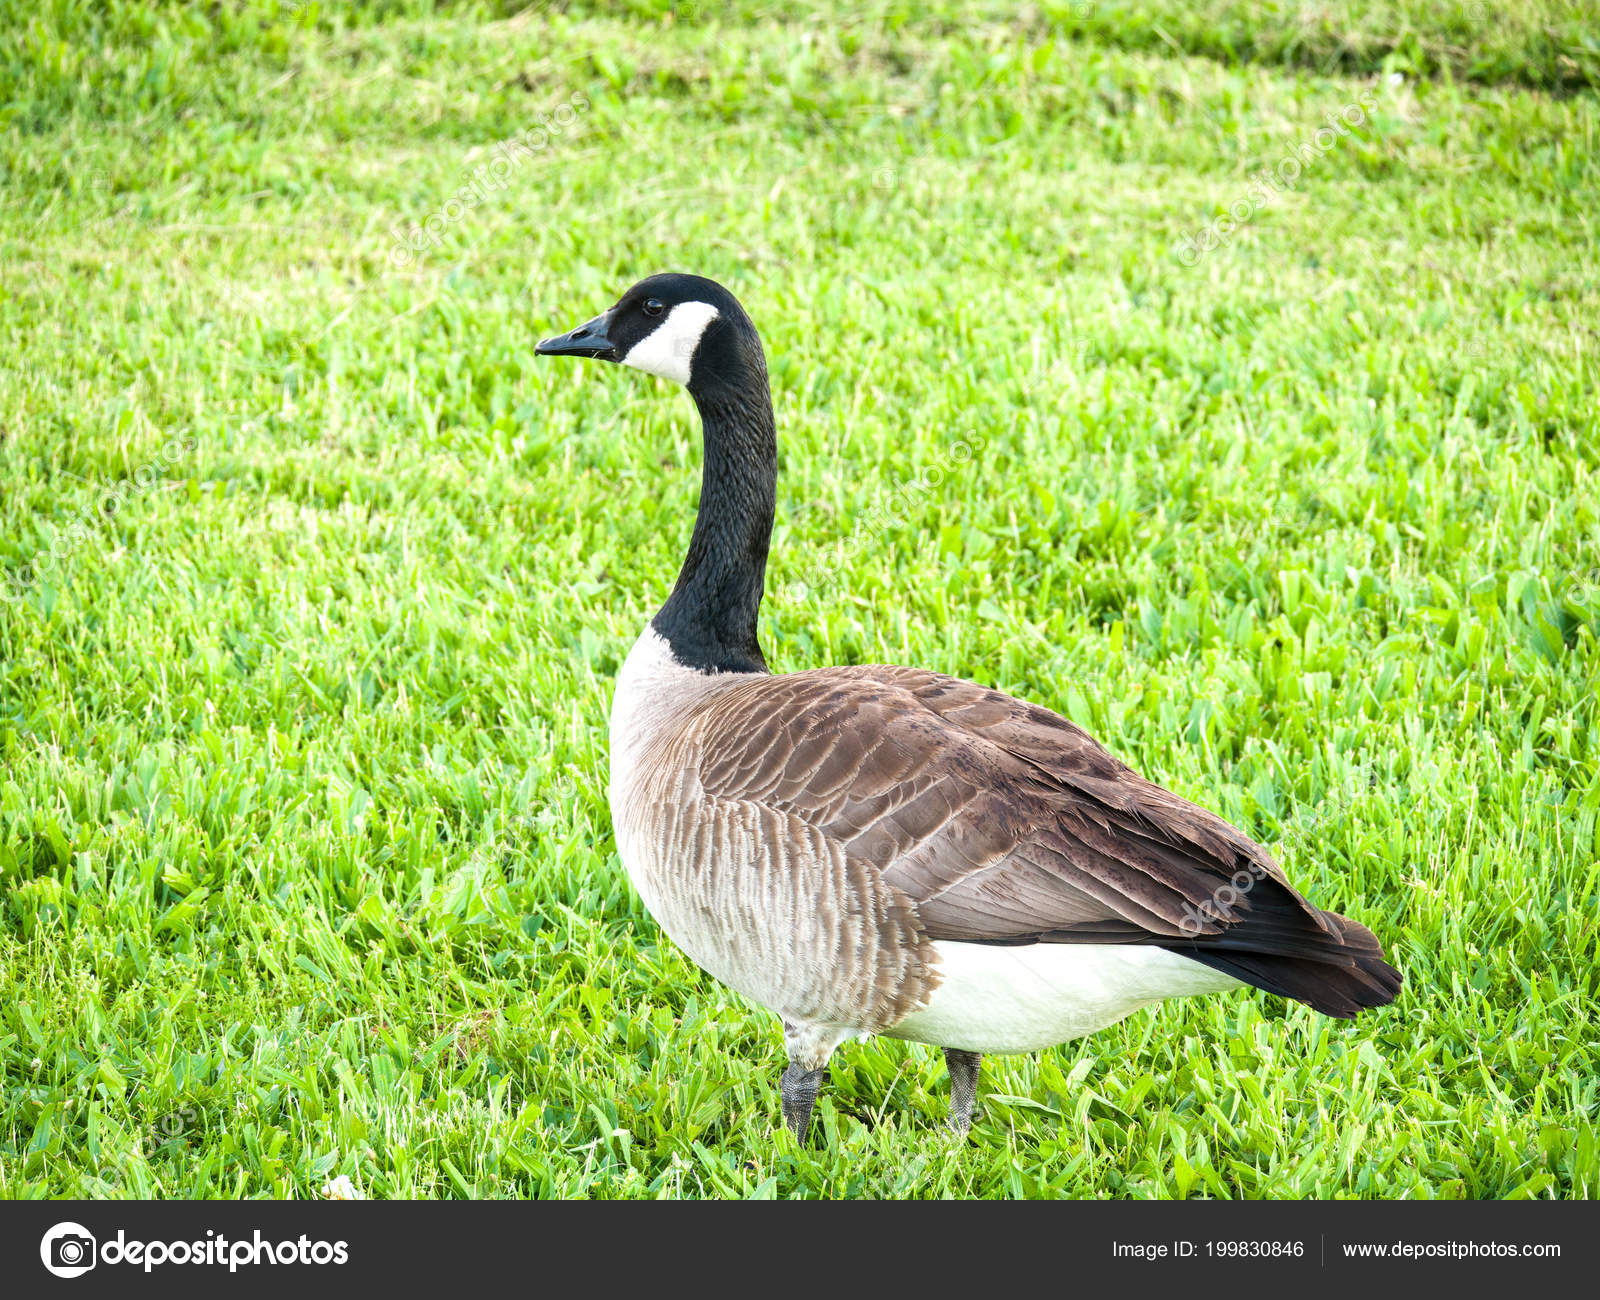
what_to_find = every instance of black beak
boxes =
[535,310,618,361]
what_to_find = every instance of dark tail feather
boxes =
[1166,910,1403,1019]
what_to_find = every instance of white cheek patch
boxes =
[621,301,720,385]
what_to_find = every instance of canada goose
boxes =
[536,273,1401,1140]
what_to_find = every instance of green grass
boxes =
[1,0,1597,1199]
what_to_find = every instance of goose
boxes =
[535,273,1401,1140]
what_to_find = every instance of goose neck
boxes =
[650,373,776,675]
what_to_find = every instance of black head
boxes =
[537,273,777,676]
[535,273,764,398]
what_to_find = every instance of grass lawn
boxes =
[1,0,1596,1199]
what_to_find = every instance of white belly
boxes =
[884,940,1244,1054]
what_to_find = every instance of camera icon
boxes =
[40,1222,98,1277]
[54,1235,95,1269]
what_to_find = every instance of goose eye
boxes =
[643,298,665,318]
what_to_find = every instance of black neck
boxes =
[651,360,776,675]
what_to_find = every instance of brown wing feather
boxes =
[694,665,1280,941]
[690,666,1401,1016]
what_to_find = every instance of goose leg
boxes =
[780,1021,845,1140]
[944,1047,982,1136]
[781,1063,827,1138]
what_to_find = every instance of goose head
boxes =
[536,273,777,676]
[535,272,765,398]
